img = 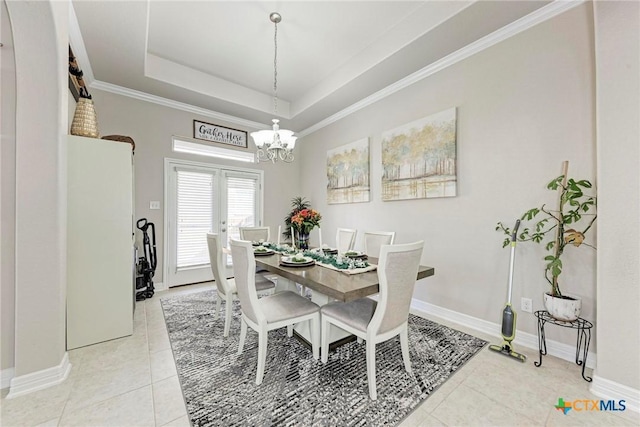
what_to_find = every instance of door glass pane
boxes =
[226,175,257,246]
[176,170,214,268]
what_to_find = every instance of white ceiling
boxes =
[71,0,552,134]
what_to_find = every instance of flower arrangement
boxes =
[284,197,322,235]
[291,208,322,234]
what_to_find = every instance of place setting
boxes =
[253,244,275,256]
[343,250,367,259]
[279,252,315,268]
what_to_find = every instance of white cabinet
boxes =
[67,135,134,349]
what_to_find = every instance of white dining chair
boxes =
[363,231,396,259]
[206,233,276,337]
[239,226,271,242]
[230,239,321,385]
[336,228,357,254]
[320,240,424,400]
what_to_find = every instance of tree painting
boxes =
[381,107,457,201]
[326,138,370,204]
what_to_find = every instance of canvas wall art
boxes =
[326,138,370,204]
[381,107,457,201]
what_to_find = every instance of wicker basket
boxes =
[102,135,135,152]
[70,98,99,138]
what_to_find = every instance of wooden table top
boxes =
[255,253,435,302]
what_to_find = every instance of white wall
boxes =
[7,0,68,379]
[593,0,640,396]
[1,0,16,374]
[89,90,302,284]
[298,4,597,349]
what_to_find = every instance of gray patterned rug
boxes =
[161,290,486,426]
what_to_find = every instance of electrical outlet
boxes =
[150,201,160,210]
[521,297,533,313]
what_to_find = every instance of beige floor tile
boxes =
[64,356,151,412]
[59,385,154,427]
[150,349,178,383]
[0,380,73,427]
[399,406,430,427]
[146,314,169,336]
[148,327,172,354]
[431,384,539,426]
[152,376,187,427]
[417,413,448,427]
[69,334,148,375]
[461,358,556,421]
[33,417,60,427]
[160,415,191,427]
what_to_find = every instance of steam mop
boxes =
[489,219,527,362]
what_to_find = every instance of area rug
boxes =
[161,290,486,426]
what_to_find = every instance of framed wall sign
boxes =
[193,120,248,148]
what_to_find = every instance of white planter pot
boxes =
[543,292,582,321]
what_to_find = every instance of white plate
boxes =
[344,251,366,258]
[281,256,315,267]
[254,249,274,256]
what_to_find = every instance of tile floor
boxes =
[1,283,638,427]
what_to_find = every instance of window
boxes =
[173,137,255,163]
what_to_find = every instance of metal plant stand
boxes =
[534,310,593,382]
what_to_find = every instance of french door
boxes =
[165,159,263,287]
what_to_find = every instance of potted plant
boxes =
[284,197,322,250]
[496,172,597,321]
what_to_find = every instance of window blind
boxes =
[176,170,215,269]
[226,175,257,244]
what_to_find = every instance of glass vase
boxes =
[296,232,310,250]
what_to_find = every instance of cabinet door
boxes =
[67,135,133,349]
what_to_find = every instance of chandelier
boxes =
[250,12,297,163]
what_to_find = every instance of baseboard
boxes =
[410,299,597,369]
[591,374,640,414]
[154,281,167,292]
[1,367,15,390]
[6,353,72,399]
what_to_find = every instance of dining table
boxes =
[254,250,435,348]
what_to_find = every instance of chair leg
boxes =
[238,318,247,355]
[256,328,268,385]
[321,318,330,364]
[310,315,319,360]
[366,340,377,400]
[287,325,293,337]
[400,326,412,374]
[223,296,233,338]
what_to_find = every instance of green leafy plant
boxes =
[496,175,597,297]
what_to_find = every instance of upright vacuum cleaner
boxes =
[489,219,527,362]
[136,218,157,301]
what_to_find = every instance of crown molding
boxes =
[296,0,586,138]
[90,80,269,131]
